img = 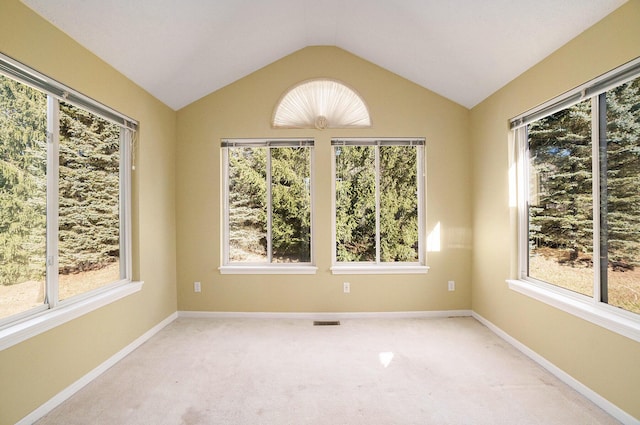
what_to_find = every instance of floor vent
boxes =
[313,320,341,326]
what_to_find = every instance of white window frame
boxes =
[331,138,429,275]
[0,53,142,351]
[508,57,640,343]
[219,138,317,275]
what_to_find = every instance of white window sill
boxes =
[507,279,640,343]
[331,265,430,275]
[219,265,318,275]
[0,280,144,351]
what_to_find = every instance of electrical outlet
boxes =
[448,280,455,291]
[343,282,350,293]
[194,281,201,293]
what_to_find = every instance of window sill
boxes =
[507,279,640,343]
[219,265,318,275]
[331,265,430,275]
[0,280,144,351]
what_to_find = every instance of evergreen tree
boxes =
[604,77,640,267]
[528,99,593,262]
[271,147,311,262]
[58,102,121,273]
[335,146,376,261]
[0,75,47,286]
[380,146,419,261]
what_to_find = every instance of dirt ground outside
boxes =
[0,262,120,321]
[529,252,640,315]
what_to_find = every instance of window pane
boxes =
[603,76,640,314]
[0,75,47,320]
[228,147,267,262]
[527,99,593,296]
[380,146,419,262]
[335,146,376,261]
[271,147,311,263]
[58,102,122,300]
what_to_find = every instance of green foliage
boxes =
[528,77,640,268]
[271,147,311,262]
[227,146,311,262]
[335,146,376,261]
[0,75,47,285]
[528,99,593,261]
[335,145,420,262]
[58,103,121,273]
[1,76,121,286]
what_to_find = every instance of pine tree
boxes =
[528,99,593,262]
[58,102,121,273]
[604,77,640,267]
[0,75,47,286]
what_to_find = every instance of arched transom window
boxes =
[272,79,371,129]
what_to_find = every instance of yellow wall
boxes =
[470,0,640,419]
[2,0,639,422]
[0,1,177,424]
[175,46,472,313]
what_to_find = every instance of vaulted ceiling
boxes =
[23,0,627,110]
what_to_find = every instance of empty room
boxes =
[1,0,639,424]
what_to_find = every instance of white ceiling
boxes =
[22,0,627,111]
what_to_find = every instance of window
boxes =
[511,58,640,340]
[0,53,138,344]
[332,138,427,274]
[221,139,316,274]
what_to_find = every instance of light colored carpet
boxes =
[37,317,619,424]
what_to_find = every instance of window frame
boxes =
[509,57,640,343]
[331,138,429,275]
[0,53,142,350]
[219,138,317,275]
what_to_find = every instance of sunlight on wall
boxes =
[427,222,441,252]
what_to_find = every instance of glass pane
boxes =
[0,75,47,320]
[58,102,121,301]
[380,146,419,262]
[335,146,376,262]
[271,147,311,263]
[228,147,267,262]
[527,99,593,296]
[603,76,640,314]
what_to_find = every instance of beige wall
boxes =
[176,46,472,313]
[470,0,640,419]
[0,1,177,424]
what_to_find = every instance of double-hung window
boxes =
[331,138,427,274]
[0,53,138,346]
[510,58,640,341]
[221,139,316,274]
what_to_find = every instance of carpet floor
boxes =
[36,317,620,424]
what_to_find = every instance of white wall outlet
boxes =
[343,282,350,293]
[194,281,201,293]
[448,280,455,291]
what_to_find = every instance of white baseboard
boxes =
[177,309,473,320]
[472,312,639,425]
[17,312,178,425]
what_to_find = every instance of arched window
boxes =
[272,79,371,129]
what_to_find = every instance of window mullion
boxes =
[595,94,609,304]
[375,146,381,264]
[266,148,273,263]
[45,96,59,308]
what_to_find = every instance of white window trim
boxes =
[0,280,143,351]
[331,264,430,275]
[219,265,318,275]
[507,278,640,343]
[221,139,315,270]
[331,138,427,271]
[509,58,640,342]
